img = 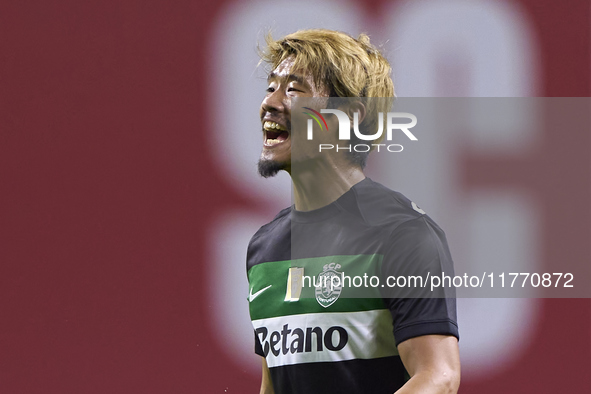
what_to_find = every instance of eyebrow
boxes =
[267,72,306,84]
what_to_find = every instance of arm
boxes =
[260,357,275,394]
[395,334,460,394]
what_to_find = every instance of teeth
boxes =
[263,121,286,131]
[266,138,282,145]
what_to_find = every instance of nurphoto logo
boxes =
[303,108,418,153]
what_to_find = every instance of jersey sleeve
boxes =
[380,216,459,345]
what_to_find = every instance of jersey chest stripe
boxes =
[252,310,398,368]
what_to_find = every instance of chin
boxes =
[258,158,289,178]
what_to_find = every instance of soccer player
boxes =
[247,29,460,394]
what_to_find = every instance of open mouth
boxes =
[263,121,289,147]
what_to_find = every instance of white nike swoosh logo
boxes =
[249,284,272,302]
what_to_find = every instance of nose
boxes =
[261,89,286,115]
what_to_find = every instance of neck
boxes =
[289,159,365,212]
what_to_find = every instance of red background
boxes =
[1,0,589,392]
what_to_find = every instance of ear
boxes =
[344,101,366,127]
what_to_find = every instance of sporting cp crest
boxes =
[315,263,343,308]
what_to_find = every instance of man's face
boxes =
[258,57,328,177]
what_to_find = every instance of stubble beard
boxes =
[257,158,288,178]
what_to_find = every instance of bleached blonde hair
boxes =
[259,29,395,168]
[260,29,394,98]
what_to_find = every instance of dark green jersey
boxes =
[247,178,458,394]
